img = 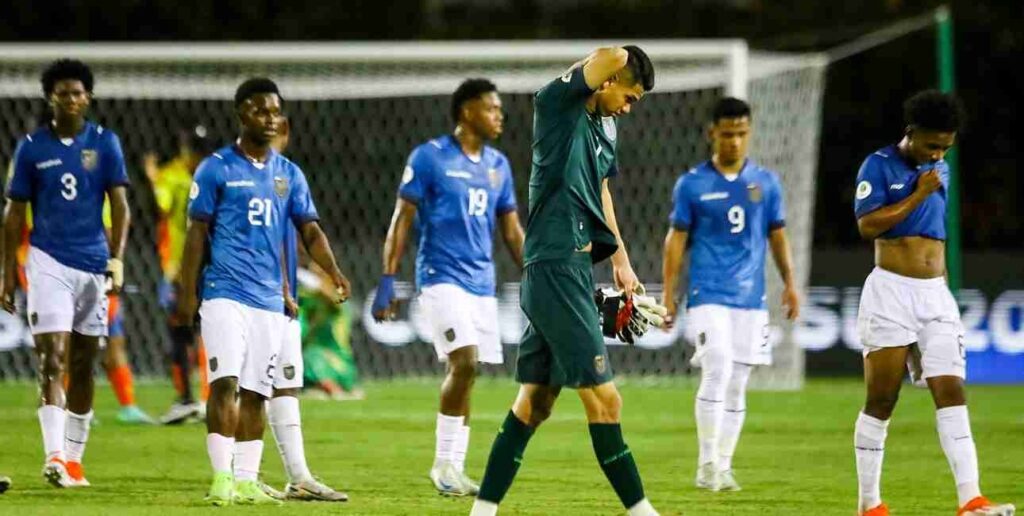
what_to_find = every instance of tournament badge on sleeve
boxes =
[273,176,289,198]
[81,149,98,171]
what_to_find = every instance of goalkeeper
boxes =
[471,46,661,516]
[661,97,800,493]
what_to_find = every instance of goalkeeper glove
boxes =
[594,287,667,344]
[371,275,396,320]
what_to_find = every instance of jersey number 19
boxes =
[467,188,488,217]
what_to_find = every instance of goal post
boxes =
[0,40,821,389]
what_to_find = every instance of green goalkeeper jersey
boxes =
[524,66,620,266]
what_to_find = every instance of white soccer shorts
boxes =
[857,267,965,381]
[686,304,771,366]
[199,298,286,397]
[273,318,304,390]
[25,246,108,337]
[417,283,502,364]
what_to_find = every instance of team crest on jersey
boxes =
[445,328,456,342]
[594,354,606,374]
[747,183,763,203]
[601,117,617,142]
[81,149,98,171]
[488,168,501,189]
[283,365,295,380]
[209,357,218,372]
[273,176,288,198]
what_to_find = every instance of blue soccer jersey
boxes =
[670,160,786,309]
[188,145,319,313]
[6,122,130,273]
[854,144,948,240]
[397,135,517,297]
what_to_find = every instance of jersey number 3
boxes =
[60,173,77,201]
[248,198,273,226]
[728,205,745,233]
[467,188,488,217]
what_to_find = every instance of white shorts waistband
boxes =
[869,267,947,289]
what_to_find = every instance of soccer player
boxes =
[261,116,348,502]
[176,78,351,506]
[371,78,524,496]
[2,59,131,488]
[469,46,659,516]
[145,124,214,424]
[851,91,1013,516]
[661,97,800,492]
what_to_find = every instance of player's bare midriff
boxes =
[874,235,945,279]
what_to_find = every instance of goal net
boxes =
[0,41,824,389]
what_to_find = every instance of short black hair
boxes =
[450,78,497,123]
[711,97,751,123]
[622,45,655,92]
[235,77,282,107]
[904,90,964,133]
[41,58,94,97]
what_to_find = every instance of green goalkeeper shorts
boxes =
[515,254,613,388]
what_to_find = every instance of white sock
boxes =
[695,355,732,467]
[435,413,464,468]
[233,440,264,482]
[38,405,66,462]
[719,363,753,472]
[64,410,93,463]
[268,396,312,483]
[627,498,659,516]
[936,405,981,506]
[855,411,889,511]
[206,433,235,474]
[470,499,498,516]
[453,425,471,473]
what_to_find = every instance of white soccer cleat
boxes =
[257,478,285,500]
[42,458,74,488]
[716,469,741,491]
[430,462,472,497]
[285,477,349,502]
[159,401,202,425]
[458,471,480,496]
[695,462,720,491]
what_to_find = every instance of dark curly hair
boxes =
[450,78,497,124]
[41,58,94,97]
[904,90,965,133]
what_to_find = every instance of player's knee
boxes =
[448,358,478,384]
[865,392,900,419]
[38,350,65,380]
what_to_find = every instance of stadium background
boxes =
[0,0,1021,385]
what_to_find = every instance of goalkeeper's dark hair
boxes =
[622,45,655,92]
[711,97,751,123]
[904,90,964,133]
[41,59,94,97]
[235,77,283,107]
[450,78,497,123]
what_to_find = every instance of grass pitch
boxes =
[0,378,1020,515]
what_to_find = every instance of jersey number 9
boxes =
[728,205,745,234]
[467,188,488,217]
[248,198,273,226]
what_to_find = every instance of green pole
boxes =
[936,5,961,293]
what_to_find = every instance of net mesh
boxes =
[0,44,823,388]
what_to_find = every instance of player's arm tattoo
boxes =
[382,198,417,275]
[661,228,688,309]
[498,211,525,269]
[107,186,131,260]
[582,47,629,91]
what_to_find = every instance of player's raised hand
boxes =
[915,169,942,196]
[371,275,396,321]
[781,284,800,320]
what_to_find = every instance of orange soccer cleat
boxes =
[862,503,890,516]
[65,461,91,488]
[958,496,1015,516]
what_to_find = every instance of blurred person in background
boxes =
[145,121,214,425]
